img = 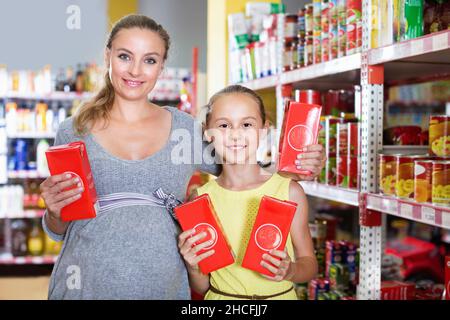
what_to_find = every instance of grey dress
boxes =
[42,106,220,300]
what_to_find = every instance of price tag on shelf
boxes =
[367,195,382,210]
[381,198,396,213]
[400,203,414,219]
[422,206,436,225]
[410,39,424,55]
[442,211,450,229]
[432,33,448,51]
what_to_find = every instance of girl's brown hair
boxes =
[204,85,267,126]
[73,14,171,135]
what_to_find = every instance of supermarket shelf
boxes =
[0,255,58,265]
[369,30,450,84]
[299,181,360,206]
[240,75,278,91]
[381,145,429,155]
[2,91,94,100]
[8,170,49,179]
[0,210,45,219]
[366,193,450,230]
[7,132,56,139]
[281,53,361,87]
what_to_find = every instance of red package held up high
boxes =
[242,195,297,277]
[277,101,322,175]
[174,194,235,275]
[45,141,98,222]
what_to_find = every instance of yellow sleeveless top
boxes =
[196,173,297,300]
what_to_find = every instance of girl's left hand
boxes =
[278,144,326,181]
[259,249,296,282]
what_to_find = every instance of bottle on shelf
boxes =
[5,102,18,135]
[75,64,84,93]
[14,139,28,170]
[27,218,45,256]
[35,102,48,132]
[44,234,62,256]
[36,139,50,177]
[11,219,29,257]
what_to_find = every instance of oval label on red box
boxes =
[193,223,218,250]
[287,125,313,151]
[255,224,282,251]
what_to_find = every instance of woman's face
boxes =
[205,93,267,165]
[106,27,166,101]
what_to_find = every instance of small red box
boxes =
[242,195,297,276]
[174,194,235,275]
[445,256,450,300]
[45,141,98,221]
[277,101,322,175]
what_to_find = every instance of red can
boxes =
[242,196,297,277]
[321,0,330,62]
[295,89,322,105]
[45,141,98,222]
[174,194,235,274]
[346,0,362,55]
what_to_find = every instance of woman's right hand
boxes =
[40,172,84,220]
[178,229,215,273]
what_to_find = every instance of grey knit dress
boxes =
[42,106,220,300]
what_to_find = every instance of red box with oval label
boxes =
[242,195,297,276]
[174,194,235,275]
[45,141,98,221]
[277,101,322,175]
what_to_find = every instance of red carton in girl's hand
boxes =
[277,101,322,175]
[242,195,297,276]
[174,194,235,274]
[45,141,98,221]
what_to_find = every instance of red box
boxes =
[45,141,98,221]
[381,281,415,300]
[242,195,297,276]
[277,101,322,175]
[445,256,450,300]
[174,194,235,274]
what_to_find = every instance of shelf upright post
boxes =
[275,13,285,151]
[357,0,384,300]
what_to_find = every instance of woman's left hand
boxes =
[278,144,326,181]
[259,249,296,282]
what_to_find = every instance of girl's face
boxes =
[106,27,166,101]
[205,93,267,165]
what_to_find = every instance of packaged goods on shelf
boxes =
[432,160,450,207]
[175,194,235,274]
[429,115,450,157]
[242,196,297,276]
[0,185,24,218]
[346,0,362,55]
[424,0,450,34]
[381,281,416,300]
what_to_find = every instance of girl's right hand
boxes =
[178,229,215,273]
[39,172,84,220]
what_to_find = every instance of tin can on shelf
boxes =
[346,0,362,55]
[298,8,306,39]
[337,0,346,57]
[297,39,305,68]
[305,3,314,36]
[313,0,322,64]
[432,160,450,207]
[283,40,294,72]
[329,0,339,59]
[285,14,298,42]
[414,160,434,203]
[295,89,322,105]
[379,154,397,195]
[429,115,450,157]
[396,155,429,199]
[321,0,330,62]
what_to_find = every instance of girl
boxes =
[40,15,324,299]
[178,85,318,300]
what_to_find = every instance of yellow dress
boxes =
[196,173,298,300]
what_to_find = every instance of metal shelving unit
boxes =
[235,3,450,299]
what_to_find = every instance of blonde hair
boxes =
[73,14,170,135]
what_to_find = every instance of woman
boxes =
[40,14,325,299]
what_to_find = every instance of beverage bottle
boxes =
[36,139,50,177]
[11,219,29,256]
[27,219,45,256]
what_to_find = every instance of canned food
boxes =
[321,0,330,62]
[337,0,347,57]
[379,154,397,195]
[396,155,429,198]
[313,0,322,64]
[329,0,339,59]
[297,39,305,68]
[414,160,434,203]
[305,36,314,66]
[305,4,314,36]
[297,8,306,39]
[285,14,298,41]
[432,160,450,207]
[429,115,450,156]
[346,0,362,55]
[283,40,294,72]
[295,89,322,105]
